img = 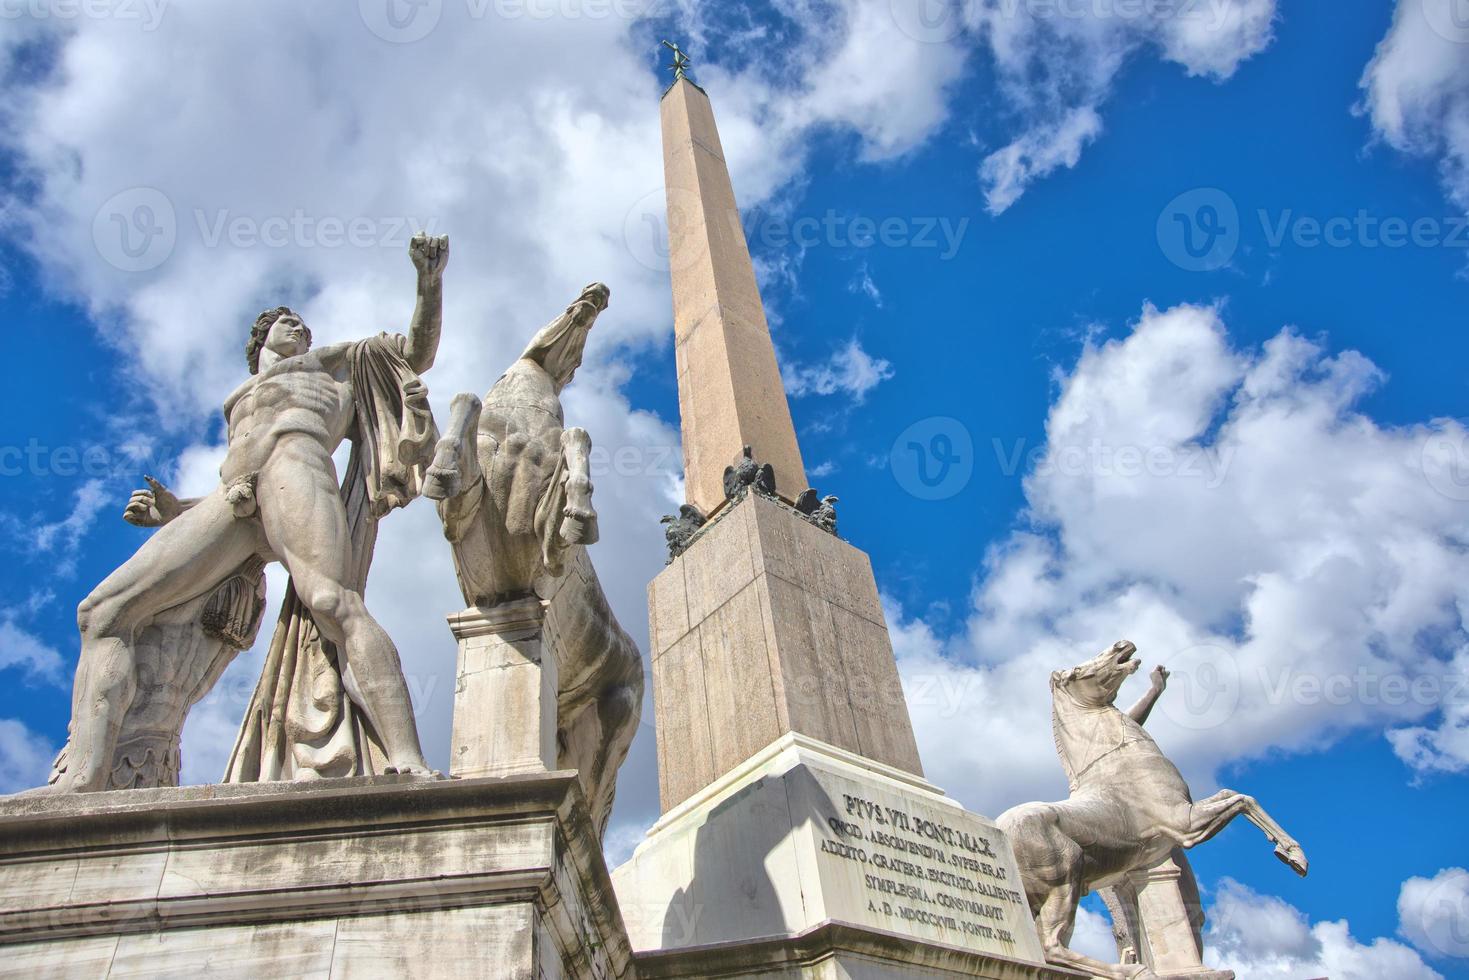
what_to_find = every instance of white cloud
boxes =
[892,302,1469,816]
[1205,878,1442,979]
[1360,0,1469,211]
[979,106,1102,215]
[5,479,111,576]
[783,337,895,403]
[0,718,57,794]
[972,0,1276,210]
[0,618,66,686]
[1399,866,1469,960]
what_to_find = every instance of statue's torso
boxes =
[221,343,355,481]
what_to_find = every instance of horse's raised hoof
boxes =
[1274,843,1309,877]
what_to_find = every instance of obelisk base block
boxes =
[448,597,558,780]
[613,733,1083,979]
[0,773,634,978]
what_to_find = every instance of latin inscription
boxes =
[819,794,1028,945]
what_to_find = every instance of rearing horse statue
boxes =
[423,283,643,837]
[997,640,1307,979]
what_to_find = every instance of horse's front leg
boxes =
[424,392,483,501]
[558,426,599,546]
[1170,792,1308,877]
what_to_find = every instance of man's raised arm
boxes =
[404,233,449,375]
[1128,665,1169,726]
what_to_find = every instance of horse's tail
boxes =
[541,547,645,838]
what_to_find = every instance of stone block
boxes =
[615,734,1060,978]
[0,773,633,979]
[649,494,923,812]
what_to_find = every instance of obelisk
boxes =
[662,69,807,513]
[612,49,1057,977]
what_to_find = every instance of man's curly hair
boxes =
[246,306,310,374]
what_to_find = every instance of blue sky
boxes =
[2,1,1468,976]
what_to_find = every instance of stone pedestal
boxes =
[1128,855,1234,980]
[0,773,632,979]
[613,733,1081,980]
[448,597,558,780]
[650,493,923,812]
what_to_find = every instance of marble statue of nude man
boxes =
[50,234,450,793]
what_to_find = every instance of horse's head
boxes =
[1051,640,1140,708]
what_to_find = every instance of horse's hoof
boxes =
[1275,844,1309,877]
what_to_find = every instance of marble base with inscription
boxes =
[612,733,1081,979]
[0,772,633,979]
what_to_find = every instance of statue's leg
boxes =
[423,392,483,501]
[257,440,433,777]
[1170,792,1308,876]
[62,491,260,792]
[1035,869,1152,979]
[558,426,598,546]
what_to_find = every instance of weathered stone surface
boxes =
[35,234,449,796]
[635,921,1089,980]
[998,641,1303,980]
[0,772,633,979]
[427,283,643,838]
[650,494,922,812]
[662,77,806,513]
[448,597,560,782]
[614,734,1052,974]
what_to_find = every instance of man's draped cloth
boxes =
[224,333,437,782]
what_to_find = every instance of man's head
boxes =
[1051,640,1141,708]
[247,307,312,374]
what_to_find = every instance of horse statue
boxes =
[423,282,642,837]
[997,640,1307,979]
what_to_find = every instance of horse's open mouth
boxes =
[1114,642,1139,670]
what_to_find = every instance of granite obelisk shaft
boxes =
[661,77,807,514]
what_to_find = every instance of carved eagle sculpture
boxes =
[795,488,839,537]
[660,503,708,563]
[723,445,776,501]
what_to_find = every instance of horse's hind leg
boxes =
[424,392,483,501]
[1173,791,1308,877]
